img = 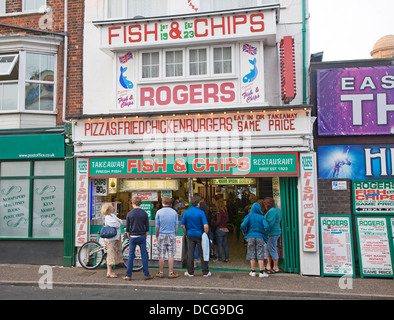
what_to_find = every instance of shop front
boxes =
[76,2,315,273]
[71,108,318,273]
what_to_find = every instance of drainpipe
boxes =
[302,0,307,104]
[62,0,68,123]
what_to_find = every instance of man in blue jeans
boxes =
[123,196,153,281]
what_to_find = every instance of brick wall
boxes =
[317,179,352,215]
[0,0,84,124]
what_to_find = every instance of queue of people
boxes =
[101,193,281,280]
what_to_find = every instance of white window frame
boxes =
[139,45,235,83]
[187,47,208,78]
[24,52,56,112]
[106,0,125,19]
[106,0,169,19]
[0,0,5,15]
[0,54,19,76]
[0,51,57,114]
[212,45,234,76]
[22,0,47,12]
[164,49,184,79]
[141,50,161,80]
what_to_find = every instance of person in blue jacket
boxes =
[263,197,282,274]
[241,202,270,278]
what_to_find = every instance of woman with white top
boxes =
[102,203,123,278]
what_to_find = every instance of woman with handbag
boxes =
[102,203,123,278]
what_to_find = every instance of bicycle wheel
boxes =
[78,241,105,270]
[122,244,143,272]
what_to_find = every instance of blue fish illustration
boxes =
[243,58,258,83]
[119,66,134,89]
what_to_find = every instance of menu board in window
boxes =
[319,215,355,278]
[356,217,394,279]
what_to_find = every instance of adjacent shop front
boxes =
[313,61,394,278]
[0,127,74,266]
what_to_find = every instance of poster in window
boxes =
[356,217,394,278]
[319,215,355,278]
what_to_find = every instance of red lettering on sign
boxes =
[140,83,236,107]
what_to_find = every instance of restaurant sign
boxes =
[89,153,298,177]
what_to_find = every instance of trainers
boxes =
[249,271,256,277]
[184,271,194,277]
[168,272,179,279]
[203,272,212,277]
[156,272,164,278]
[259,272,269,278]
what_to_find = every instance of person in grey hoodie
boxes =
[241,202,270,278]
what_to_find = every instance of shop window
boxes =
[0,160,65,240]
[0,51,56,112]
[23,0,46,11]
[0,179,30,238]
[34,161,64,176]
[0,0,4,15]
[0,162,30,176]
[32,179,64,238]
[189,48,207,76]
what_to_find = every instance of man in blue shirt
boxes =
[155,196,179,279]
[180,195,211,277]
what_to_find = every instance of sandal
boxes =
[267,269,280,274]
[106,274,118,278]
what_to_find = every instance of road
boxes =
[0,284,320,301]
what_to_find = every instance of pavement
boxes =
[1,263,393,300]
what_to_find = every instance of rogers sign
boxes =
[140,82,236,107]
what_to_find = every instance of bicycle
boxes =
[77,234,143,271]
